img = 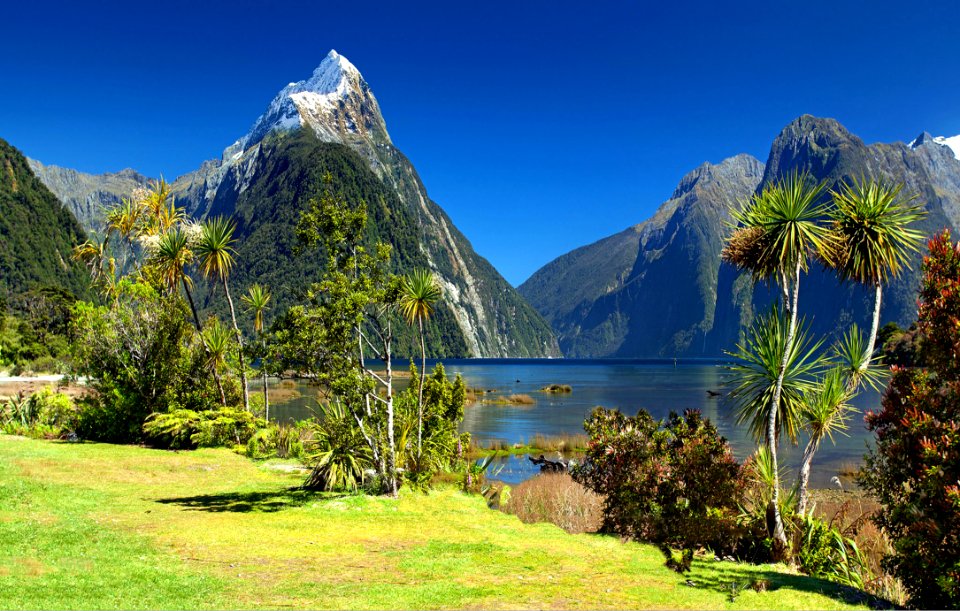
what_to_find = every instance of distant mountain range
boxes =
[18,54,960,359]
[520,115,960,357]
[27,51,560,358]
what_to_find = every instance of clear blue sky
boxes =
[3,1,959,285]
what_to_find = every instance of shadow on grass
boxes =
[687,562,895,609]
[155,488,349,513]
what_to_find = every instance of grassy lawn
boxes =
[0,436,872,610]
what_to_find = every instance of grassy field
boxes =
[0,436,873,610]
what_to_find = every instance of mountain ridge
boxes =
[27,50,559,358]
[522,115,960,358]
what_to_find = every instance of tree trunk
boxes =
[865,282,883,370]
[797,434,821,516]
[182,277,203,334]
[183,278,226,406]
[262,360,269,422]
[417,315,425,457]
[766,260,801,559]
[386,324,398,497]
[222,277,249,411]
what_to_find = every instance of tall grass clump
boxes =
[502,472,603,534]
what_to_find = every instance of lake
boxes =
[268,359,881,487]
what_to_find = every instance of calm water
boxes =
[269,359,880,488]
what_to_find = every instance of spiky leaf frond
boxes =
[801,367,855,446]
[726,171,832,279]
[826,175,926,285]
[151,228,194,290]
[241,284,272,333]
[399,269,441,325]
[726,305,826,445]
[195,217,237,281]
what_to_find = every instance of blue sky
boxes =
[3,1,959,285]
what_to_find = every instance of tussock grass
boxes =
[482,393,536,406]
[467,433,590,457]
[0,436,872,610]
[540,384,573,394]
[502,473,603,534]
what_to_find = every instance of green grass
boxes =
[0,435,872,609]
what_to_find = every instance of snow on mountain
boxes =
[233,49,389,155]
[909,132,960,159]
[933,135,960,159]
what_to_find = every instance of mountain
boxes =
[705,115,960,354]
[31,50,559,358]
[26,160,150,232]
[522,115,960,357]
[0,139,88,298]
[520,154,764,357]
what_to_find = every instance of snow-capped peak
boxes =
[909,132,960,160]
[233,49,384,154]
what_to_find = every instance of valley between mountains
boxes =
[9,51,960,358]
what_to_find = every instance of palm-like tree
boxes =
[196,217,249,411]
[152,228,228,405]
[203,320,231,406]
[722,170,831,555]
[399,269,441,456]
[152,228,203,331]
[241,284,271,420]
[73,236,114,292]
[796,367,855,515]
[727,306,825,445]
[825,176,926,370]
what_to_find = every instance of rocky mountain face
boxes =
[523,115,960,358]
[0,139,88,298]
[704,115,960,354]
[520,154,764,357]
[26,160,150,232]
[31,50,559,358]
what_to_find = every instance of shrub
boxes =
[304,401,372,492]
[143,408,263,449]
[245,424,305,459]
[796,513,869,589]
[540,384,573,393]
[1,388,77,437]
[143,409,203,449]
[70,280,241,443]
[193,408,263,447]
[573,407,746,568]
[503,472,603,534]
[859,230,960,609]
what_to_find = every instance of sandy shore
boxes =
[0,375,90,400]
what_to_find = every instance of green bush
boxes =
[1,388,76,437]
[796,513,868,589]
[143,408,264,450]
[143,410,204,449]
[573,408,747,569]
[860,231,960,608]
[30,387,77,430]
[76,393,148,443]
[304,401,372,492]
[71,281,241,443]
[193,408,263,447]
[245,424,305,459]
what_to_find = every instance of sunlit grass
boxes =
[0,435,872,609]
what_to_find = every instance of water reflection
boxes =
[268,359,880,488]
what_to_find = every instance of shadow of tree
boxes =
[155,487,347,513]
[686,562,896,609]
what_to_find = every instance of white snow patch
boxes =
[910,133,960,160]
[933,135,960,159]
